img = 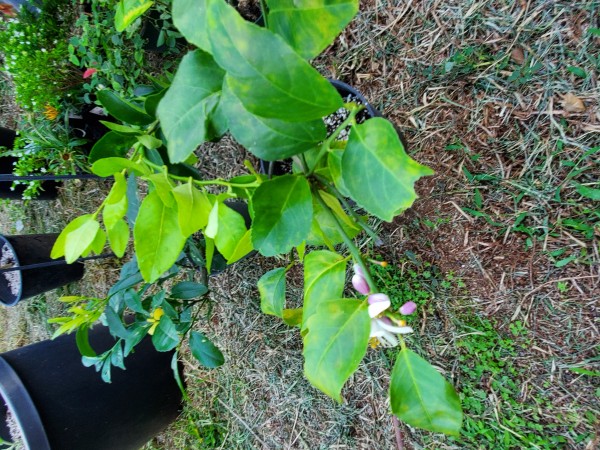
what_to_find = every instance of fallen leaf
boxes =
[511,47,525,65]
[562,93,586,113]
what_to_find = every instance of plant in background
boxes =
[51,0,463,436]
[69,0,182,103]
[0,117,89,199]
[0,1,79,114]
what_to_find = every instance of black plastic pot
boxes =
[259,79,408,175]
[0,234,84,306]
[0,323,182,450]
[0,127,60,200]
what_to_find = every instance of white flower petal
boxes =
[368,299,390,318]
[378,320,414,334]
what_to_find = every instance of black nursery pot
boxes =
[0,234,84,306]
[0,323,183,450]
[0,127,59,200]
[259,79,408,175]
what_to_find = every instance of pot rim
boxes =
[0,356,51,450]
[0,235,22,305]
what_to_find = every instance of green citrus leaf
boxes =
[146,172,175,207]
[225,229,254,264]
[302,250,346,332]
[283,308,303,326]
[170,281,208,299]
[307,190,360,246]
[104,172,128,230]
[157,49,225,163]
[97,89,153,126]
[63,215,101,263]
[221,79,326,161]
[190,331,224,368]
[115,0,154,32]
[89,131,137,163]
[152,315,180,352]
[134,191,186,282]
[50,214,93,259]
[342,118,434,221]
[107,219,130,258]
[206,0,342,121]
[173,0,210,51]
[303,298,370,402]
[251,175,313,256]
[211,202,249,261]
[258,267,286,317]
[172,180,212,236]
[390,348,463,436]
[92,157,150,177]
[267,0,359,59]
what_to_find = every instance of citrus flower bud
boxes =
[400,301,417,315]
[352,273,370,295]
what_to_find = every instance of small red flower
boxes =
[83,68,98,79]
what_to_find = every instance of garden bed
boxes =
[1,0,599,449]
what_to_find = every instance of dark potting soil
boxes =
[323,93,371,140]
[0,243,19,297]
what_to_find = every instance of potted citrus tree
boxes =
[50,0,463,436]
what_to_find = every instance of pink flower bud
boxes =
[400,301,417,315]
[352,274,370,295]
[353,263,364,278]
[83,68,97,79]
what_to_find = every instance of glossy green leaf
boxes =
[308,190,360,246]
[342,118,434,221]
[157,49,225,163]
[283,308,303,326]
[89,131,137,163]
[258,267,286,317]
[53,215,100,263]
[222,80,326,161]
[152,315,180,352]
[207,202,249,261]
[115,0,154,32]
[137,134,163,150]
[144,88,167,117]
[97,90,153,126]
[170,281,208,299]
[83,227,107,256]
[390,348,463,436]
[172,0,210,51]
[302,250,346,331]
[172,180,212,236]
[225,229,254,264]
[190,331,224,368]
[303,298,370,402]
[251,175,313,256]
[107,219,130,258]
[104,173,128,229]
[92,157,149,177]
[50,215,85,259]
[267,0,358,60]
[75,327,96,357]
[100,121,142,135]
[206,0,342,121]
[134,191,187,282]
[327,148,350,197]
[147,172,175,207]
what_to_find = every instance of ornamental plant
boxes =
[51,0,463,435]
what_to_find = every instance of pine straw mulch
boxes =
[1,0,598,449]
[155,1,599,449]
